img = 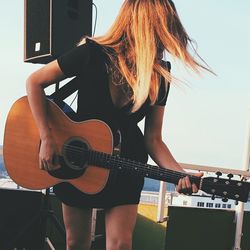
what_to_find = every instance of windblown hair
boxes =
[80,0,211,112]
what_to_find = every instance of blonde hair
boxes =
[80,0,211,112]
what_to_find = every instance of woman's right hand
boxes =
[39,138,61,171]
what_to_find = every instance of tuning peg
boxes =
[235,200,239,205]
[216,171,222,178]
[227,173,234,180]
[222,197,228,202]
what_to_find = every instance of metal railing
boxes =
[156,116,250,250]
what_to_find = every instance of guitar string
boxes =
[62,144,245,190]
[63,144,197,181]
[63,144,235,181]
[58,146,247,201]
[89,150,245,192]
[65,147,247,202]
[63,144,243,186]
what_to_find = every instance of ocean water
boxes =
[143,178,175,192]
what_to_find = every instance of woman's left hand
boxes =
[176,172,204,195]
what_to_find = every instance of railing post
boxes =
[157,181,167,223]
[234,115,250,250]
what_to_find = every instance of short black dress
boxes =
[53,39,170,208]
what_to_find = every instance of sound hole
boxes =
[63,137,89,170]
[48,137,90,180]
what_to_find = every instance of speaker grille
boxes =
[25,0,51,62]
[24,0,92,64]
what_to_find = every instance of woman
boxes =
[26,0,207,249]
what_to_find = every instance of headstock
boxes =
[200,172,250,203]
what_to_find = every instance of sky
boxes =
[0,0,249,171]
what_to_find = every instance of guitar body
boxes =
[3,96,112,194]
[4,97,250,202]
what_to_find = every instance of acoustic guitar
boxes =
[3,96,250,202]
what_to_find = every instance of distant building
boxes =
[140,189,250,211]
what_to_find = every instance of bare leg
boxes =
[105,204,138,250]
[62,203,93,250]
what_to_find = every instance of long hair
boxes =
[80,0,211,112]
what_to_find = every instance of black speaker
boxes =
[0,188,44,250]
[24,0,93,64]
[165,206,235,250]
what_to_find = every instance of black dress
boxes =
[53,39,170,208]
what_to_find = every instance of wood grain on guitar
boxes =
[3,96,250,202]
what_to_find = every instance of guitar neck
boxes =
[88,150,201,187]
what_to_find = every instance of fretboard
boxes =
[88,150,201,186]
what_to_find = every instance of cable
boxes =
[92,2,98,36]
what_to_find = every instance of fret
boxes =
[88,150,200,186]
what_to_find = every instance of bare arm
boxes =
[26,60,65,139]
[144,106,183,171]
[26,60,66,170]
[144,105,202,194]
